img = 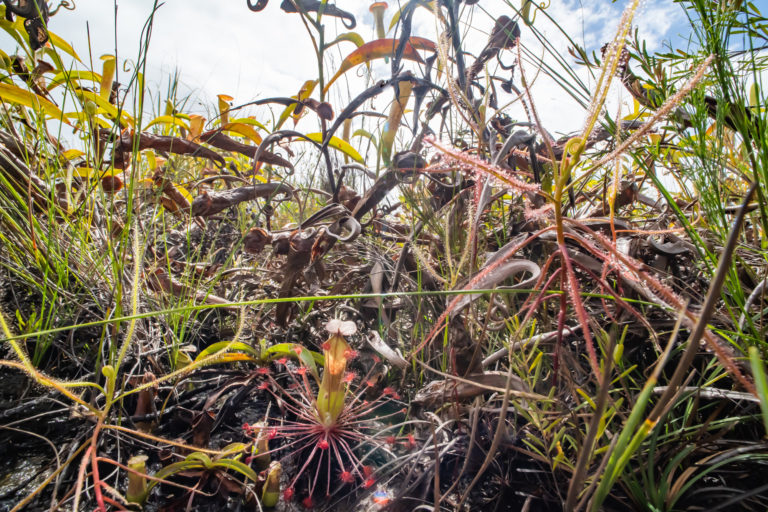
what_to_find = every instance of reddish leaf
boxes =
[323,37,437,94]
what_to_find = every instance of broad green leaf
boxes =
[186,452,214,467]
[148,461,204,490]
[323,37,436,94]
[304,132,364,163]
[196,353,258,365]
[265,343,324,365]
[211,459,259,483]
[220,442,249,456]
[0,82,63,120]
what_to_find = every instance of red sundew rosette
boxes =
[315,319,357,426]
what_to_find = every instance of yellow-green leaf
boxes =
[195,341,259,363]
[0,82,63,120]
[749,82,760,108]
[352,128,377,146]
[72,167,97,178]
[76,89,134,127]
[229,117,269,133]
[62,149,85,160]
[71,167,122,179]
[222,122,263,145]
[64,110,111,129]
[325,31,365,50]
[0,10,28,51]
[176,184,193,204]
[48,31,82,63]
[144,114,191,132]
[188,115,206,140]
[304,132,363,163]
[99,55,116,101]
[218,94,233,125]
[48,70,102,90]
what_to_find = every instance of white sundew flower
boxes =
[325,319,357,337]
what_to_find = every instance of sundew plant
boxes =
[0,0,768,511]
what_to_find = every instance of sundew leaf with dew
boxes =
[322,37,436,94]
[265,343,323,381]
[47,70,102,90]
[304,132,364,163]
[0,82,64,120]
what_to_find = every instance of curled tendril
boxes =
[520,0,550,26]
[50,0,75,16]
[563,136,585,158]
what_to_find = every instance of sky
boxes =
[4,0,755,137]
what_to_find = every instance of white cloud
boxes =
[0,0,689,141]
